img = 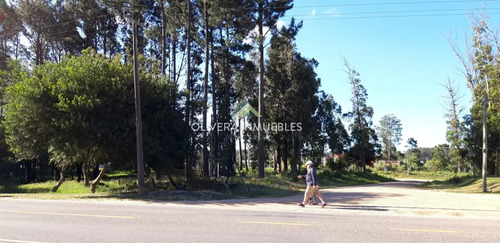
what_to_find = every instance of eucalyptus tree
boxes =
[448,15,500,185]
[322,93,349,156]
[442,79,467,172]
[344,59,378,172]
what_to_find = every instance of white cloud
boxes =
[243,25,271,45]
[312,8,316,16]
[323,8,340,17]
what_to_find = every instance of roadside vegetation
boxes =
[0,167,392,200]
[1,1,499,199]
[421,175,500,194]
[374,170,470,181]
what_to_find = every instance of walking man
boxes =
[297,160,327,208]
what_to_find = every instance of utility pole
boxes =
[482,95,488,193]
[257,1,265,178]
[133,16,146,195]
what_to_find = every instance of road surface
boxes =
[1,180,500,243]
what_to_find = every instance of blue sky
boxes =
[278,0,500,150]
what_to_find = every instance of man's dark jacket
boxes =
[301,167,319,186]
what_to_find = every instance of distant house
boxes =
[381,160,402,167]
[321,153,344,166]
[333,154,345,161]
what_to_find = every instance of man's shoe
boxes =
[297,203,305,207]
[322,203,327,208]
[311,203,318,205]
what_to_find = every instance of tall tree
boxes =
[306,92,348,164]
[68,0,120,57]
[344,59,378,172]
[376,114,402,161]
[0,0,23,69]
[4,50,188,192]
[442,79,467,172]
[209,0,255,178]
[255,0,292,178]
[405,138,420,173]
[448,14,500,180]
[266,18,302,173]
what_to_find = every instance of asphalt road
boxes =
[1,181,500,243]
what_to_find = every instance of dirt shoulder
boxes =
[156,180,500,219]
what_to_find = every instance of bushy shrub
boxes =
[425,159,444,173]
[373,161,392,171]
[395,165,405,173]
[0,157,14,184]
[327,156,348,171]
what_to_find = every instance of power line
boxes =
[283,12,500,21]
[291,7,500,17]
[292,0,500,9]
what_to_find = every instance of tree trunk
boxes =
[90,163,108,193]
[52,165,66,192]
[292,133,299,174]
[277,145,282,173]
[243,119,249,171]
[26,160,32,183]
[172,37,177,82]
[148,173,155,191]
[273,149,277,174]
[202,0,210,178]
[283,137,289,171]
[161,0,166,76]
[239,119,243,171]
[76,163,82,182]
[496,148,499,176]
[156,169,162,182]
[297,136,302,172]
[82,162,90,187]
[361,150,366,173]
[146,166,155,191]
[14,34,19,59]
[166,161,183,190]
[185,0,193,184]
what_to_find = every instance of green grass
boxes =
[0,167,394,201]
[0,180,125,194]
[421,175,500,193]
[374,170,465,181]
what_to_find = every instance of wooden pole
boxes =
[133,18,146,195]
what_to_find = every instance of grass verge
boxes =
[0,167,393,201]
[420,175,500,194]
[374,170,467,181]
